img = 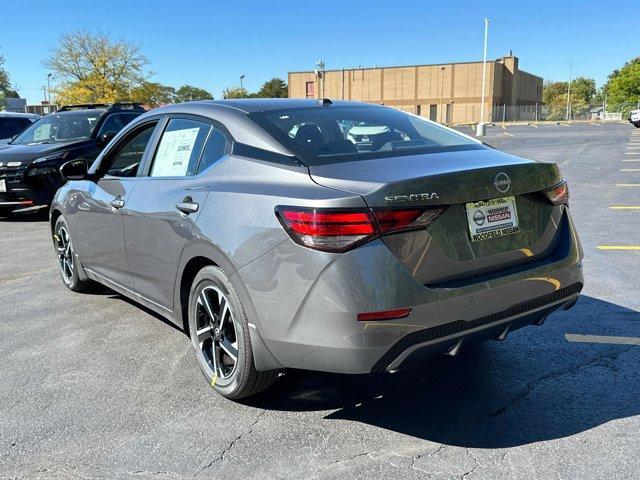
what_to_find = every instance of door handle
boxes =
[176,200,199,215]
[110,198,125,209]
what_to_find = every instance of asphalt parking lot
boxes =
[1,123,639,479]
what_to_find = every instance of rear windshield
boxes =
[249,105,482,165]
[0,117,32,139]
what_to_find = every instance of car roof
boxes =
[196,98,376,113]
[0,111,39,119]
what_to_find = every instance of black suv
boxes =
[0,103,145,215]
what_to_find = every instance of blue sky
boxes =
[2,0,637,104]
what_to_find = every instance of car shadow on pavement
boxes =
[247,295,640,448]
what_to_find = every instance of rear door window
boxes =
[196,127,229,174]
[149,118,210,177]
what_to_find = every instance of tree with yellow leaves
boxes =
[46,30,149,105]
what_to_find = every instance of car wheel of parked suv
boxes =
[0,207,14,218]
[53,216,92,292]
[188,266,278,399]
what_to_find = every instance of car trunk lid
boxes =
[308,148,564,286]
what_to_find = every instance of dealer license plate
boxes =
[465,196,519,242]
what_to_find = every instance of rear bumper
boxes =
[236,210,584,374]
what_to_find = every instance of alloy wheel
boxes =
[55,225,75,282]
[195,285,239,381]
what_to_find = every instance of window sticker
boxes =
[152,127,200,177]
[33,124,51,142]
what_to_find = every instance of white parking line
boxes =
[565,334,640,345]
[621,169,640,171]
[503,132,513,137]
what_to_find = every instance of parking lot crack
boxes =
[478,345,635,424]
[194,408,266,476]
[460,450,480,479]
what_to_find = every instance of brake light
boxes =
[543,180,569,205]
[276,206,444,252]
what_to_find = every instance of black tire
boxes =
[0,207,15,217]
[53,216,92,292]
[188,266,278,399]
[634,122,640,128]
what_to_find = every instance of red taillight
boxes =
[543,180,569,206]
[357,308,412,321]
[277,208,377,252]
[276,206,444,252]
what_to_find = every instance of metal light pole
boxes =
[565,60,572,122]
[316,59,325,99]
[239,75,245,97]
[476,18,490,136]
[439,67,445,123]
[46,73,52,106]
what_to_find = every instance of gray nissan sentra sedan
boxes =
[50,99,583,399]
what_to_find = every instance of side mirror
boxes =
[60,159,88,181]
[97,131,117,148]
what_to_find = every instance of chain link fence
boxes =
[491,102,640,123]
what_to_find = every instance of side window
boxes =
[104,123,157,177]
[196,127,229,174]
[120,113,139,127]
[98,114,124,136]
[149,118,210,178]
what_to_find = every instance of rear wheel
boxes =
[634,122,640,128]
[53,216,92,292]
[188,266,277,399]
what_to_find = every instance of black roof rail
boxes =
[57,102,146,112]
[58,103,110,111]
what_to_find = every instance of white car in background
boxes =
[630,109,640,128]
[0,111,40,144]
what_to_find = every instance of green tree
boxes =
[175,85,213,102]
[542,77,596,120]
[0,48,19,98]
[605,57,640,111]
[131,82,176,107]
[222,86,250,99]
[46,30,149,104]
[256,77,288,98]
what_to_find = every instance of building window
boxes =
[429,105,437,121]
[305,82,315,98]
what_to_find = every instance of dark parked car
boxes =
[0,103,144,215]
[0,111,39,143]
[50,99,583,399]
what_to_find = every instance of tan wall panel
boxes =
[289,58,541,123]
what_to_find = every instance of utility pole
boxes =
[42,86,47,103]
[239,75,245,97]
[566,59,572,122]
[476,18,490,136]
